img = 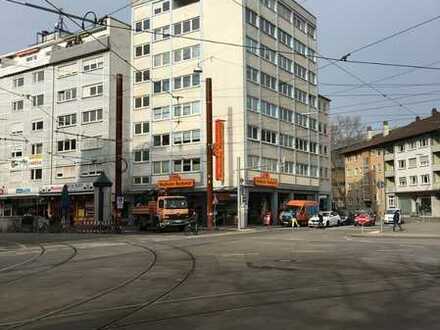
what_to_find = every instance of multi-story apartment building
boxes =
[331,146,347,210]
[130,0,331,226]
[343,110,440,218]
[0,18,130,221]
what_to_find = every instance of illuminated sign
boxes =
[157,174,195,189]
[254,172,279,188]
[214,120,225,182]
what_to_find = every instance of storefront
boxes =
[0,187,44,217]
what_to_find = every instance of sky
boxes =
[1,0,439,131]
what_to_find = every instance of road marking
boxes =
[221,253,259,257]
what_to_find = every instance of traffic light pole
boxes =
[206,78,214,231]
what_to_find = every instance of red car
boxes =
[354,213,376,226]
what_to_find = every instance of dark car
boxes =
[338,210,355,226]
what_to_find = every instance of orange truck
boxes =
[132,195,191,230]
[279,200,319,227]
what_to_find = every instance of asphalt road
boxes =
[0,226,439,330]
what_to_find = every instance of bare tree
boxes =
[330,115,366,149]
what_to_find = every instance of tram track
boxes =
[1,242,158,329]
[0,244,45,274]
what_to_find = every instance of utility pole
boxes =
[237,157,241,230]
[115,73,123,227]
[206,78,214,230]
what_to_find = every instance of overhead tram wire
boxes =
[106,0,144,17]
[3,0,440,72]
[319,13,440,71]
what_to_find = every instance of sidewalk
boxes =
[350,222,440,239]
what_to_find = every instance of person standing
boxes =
[393,209,402,232]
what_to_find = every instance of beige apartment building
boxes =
[129,0,331,227]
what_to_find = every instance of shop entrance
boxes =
[248,192,273,225]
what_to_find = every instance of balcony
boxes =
[384,170,395,178]
[384,153,394,161]
[432,144,440,153]
[385,185,396,194]
[433,163,440,172]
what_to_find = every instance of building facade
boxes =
[129,0,331,226]
[343,110,440,219]
[0,18,131,222]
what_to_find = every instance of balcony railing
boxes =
[384,153,394,161]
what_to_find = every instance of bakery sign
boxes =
[39,183,94,195]
[157,174,195,189]
[253,172,279,188]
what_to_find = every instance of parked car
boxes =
[354,212,376,226]
[279,200,319,227]
[383,208,404,224]
[309,211,341,228]
[338,210,355,226]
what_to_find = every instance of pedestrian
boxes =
[393,209,402,232]
[292,211,300,228]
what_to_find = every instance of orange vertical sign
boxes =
[214,120,225,182]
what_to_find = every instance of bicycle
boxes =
[184,219,199,236]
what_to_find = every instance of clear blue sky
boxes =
[1,0,439,130]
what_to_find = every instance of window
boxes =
[80,164,102,177]
[153,79,170,94]
[310,142,318,154]
[13,77,24,88]
[57,88,77,102]
[420,155,429,167]
[153,52,170,67]
[278,55,293,73]
[173,44,200,63]
[82,109,103,124]
[278,28,293,48]
[261,101,278,118]
[248,155,260,169]
[260,17,276,38]
[247,125,259,140]
[309,95,317,108]
[153,25,170,41]
[247,96,259,112]
[421,174,430,185]
[399,177,407,187]
[12,100,24,111]
[135,70,150,83]
[11,149,23,159]
[32,120,43,131]
[410,176,418,186]
[57,114,77,128]
[245,8,258,27]
[173,72,200,89]
[173,17,200,35]
[135,18,150,32]
[32,71,44,83]
[173,101,200,117]
[278,2,292,23]
[282,161,295,174]
[246,66,259,83]
[153,106,171,121]
[309,118,317,130]
[173,129,200,144]
[135,43,151,57]
[309,71,317,85]
[153,160,170,175]
[57,63,78,78]
[153,134,170,147]
[420,138,429,147]
[278,81,293,98]
[246,37,259,55]
[31,143,43,155]
[296,138,309,152]
[294,39,307,57]
[261,157,278,172]
[173,158,201,173]
[261,129,277,144]
[134,122,150,135]
[295,113,308,127]
[133,176,150,185]
[56,166,76,179]
[31,168,43,181]
[295,88,307,104]
[398,160,406,169]
[279,107,293,123]
[310,166,319,177]
[153,1,170,15]
[398,144,405,152]
[308,24,316,39]
[32,94,44,107]
[388,195,396,208]
[57,139,76,152]
[408,158,417,168]
[279,134,294,148]
[134,149,150,163]
[296,163,309,176]
[294,15,306,33]
[83,57,104,72]
[294,63,307,80]
[260,72,277,90]
[134,95,150,109]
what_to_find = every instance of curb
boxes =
[350,233,440,239]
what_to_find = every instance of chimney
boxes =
[383,121,389,137]
[367,126,373,140]
[433,108,438,116]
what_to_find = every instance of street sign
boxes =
[116,196,124,210]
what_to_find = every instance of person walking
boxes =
[393,209,402,232]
